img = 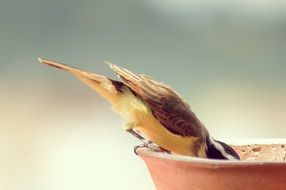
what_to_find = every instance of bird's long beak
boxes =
[37,57,121,104]
[37,57,77,71]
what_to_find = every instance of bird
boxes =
[38,57,240,160]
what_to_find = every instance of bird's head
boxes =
[205,136,240,160]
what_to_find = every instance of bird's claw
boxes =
[134,141,166,155]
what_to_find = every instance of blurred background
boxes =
[1,0,286,189]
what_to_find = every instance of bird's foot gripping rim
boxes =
[134,141,163,155]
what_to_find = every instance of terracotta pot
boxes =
[137,139,286,190]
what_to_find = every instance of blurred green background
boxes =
[1,0,286,189]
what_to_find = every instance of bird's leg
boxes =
[125,128,152,154]
[125,127,162,154]
[125,126,146,141]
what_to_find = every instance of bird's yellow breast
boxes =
[113,90,205,157]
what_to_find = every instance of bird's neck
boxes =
[205,136,240,160]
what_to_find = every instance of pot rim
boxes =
[136,138,286,166]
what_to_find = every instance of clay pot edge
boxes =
[136,138,286,168]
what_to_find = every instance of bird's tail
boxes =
[38,58,123,105]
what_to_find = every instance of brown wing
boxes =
[106,62,204,137]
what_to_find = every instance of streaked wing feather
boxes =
[107,63,203,137]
